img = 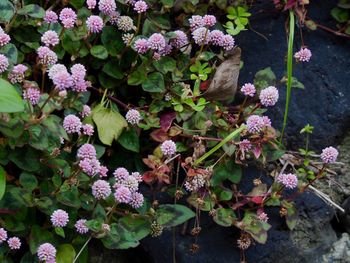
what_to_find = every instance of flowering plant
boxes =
[0,0,339,262]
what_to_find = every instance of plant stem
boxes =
[73,236,92,263]
[193,125,246,166]
[280,10,295,142]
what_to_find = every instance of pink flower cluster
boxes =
[87,0,97,9]
[0,54,9,74]
[37,243,56,261]
[184,174,205,192]
[294,47,312,62]
[59,8,77,29]
[86,15,104,33]
[37,46,57,67]
[75,219,89,234]
[77,143,108,177]
[23,87,41,105]
[0,30,10,47]
[239,139,252,152]
[41,30,59,47]
[99,0,117,15]
[257,209,269,222]
[160,140,177,156]
[133,1,148,13]
[241,83,256,97]
[63,114,82,134]
[277,173,298,189]
[44,11,58,24]
[113,167,144,208]
[191,27,235,50]
[259,86,279,107]
[50,209,69,227]
[92,179,112,200]
[9,64,28,84]
[126,109,141,125]
[320,146,338,164]
[189,15,216,31]
[80,105,91,118]
[246,115,271,133]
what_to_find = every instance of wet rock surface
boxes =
[238,0,350,151]
[90,0,350,262]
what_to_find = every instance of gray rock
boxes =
[322,233,350,263]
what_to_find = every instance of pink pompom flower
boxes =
[59,8,77,29]
[160,140,176,156]
[320,146,338,164]
[246,115,264,133]
[221,34,235,51]
[70,63,86,81]
[50,209,69,227]
[134,1,148,13]
[86,15,104,34]
[82,124,94,136]
[37,243,56,261]
[8,237,21,250]
[0,32,11,47]
[23,88,40,105]
[0,54,9,74]
[294,47,312,62]
[277,173,298,189]
[80,105,91,118]
[92,180,112,200]
[259,86,279,107]
[52,71,73,90]
[148,33,166,51]
[9,64,28,84]
[44,11,58,24]
[192,27,210,45]
[130,192,144,208]
[114,185,132,203]
[79,158,101,176]
[170,30,188,49]
[77,143,96,160]
[209,30,224,46]
[203,15,216,27]
[241,83,256,97]
[87,0,97,9]
[75,219,89,234]
[126,109,141,125]
[37,46,57,66]
[41,30,59,47]
[0,228,7,244]
[99,0,116,15]
[134,38,149,54]
[99,165,108,178]
[63,114,82,134]
[114,167,129,183]
[189,15,204,31]
[239,139,252,152]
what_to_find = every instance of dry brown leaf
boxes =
[203,47,241,101]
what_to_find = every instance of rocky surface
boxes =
[238,0,350,151]
[89,0,350,262]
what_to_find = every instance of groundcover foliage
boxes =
[0,0,340,262]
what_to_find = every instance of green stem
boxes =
[73,236,91,263]
[280,10,295,142]
[194,125,246,166]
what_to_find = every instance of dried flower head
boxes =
[116,16,135,32]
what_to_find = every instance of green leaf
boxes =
[238,212,271,244]
[0,0,15,23]
[153,57,176,74]
[56,244,76,263]
[57,186,81,208]
[156,204,195,227]
[0,78,24,113]
[331,7,349,23]
[211,160,242,186]
[17,4,45,18]
[102,223,139,249]
[103,60,124,79]
[92,105,128,145]
[291,77,305,89]
[0,44,18,63]
[118,128,140,152]
[19,172,38,191]
[0,166,6,201]
[128,67,147,86]
[282,200,298,230]
[29,225,55,254]
[55,227,65,238]
[62,31,81,55]
[119,216,151,240]
[142,72,165,93]
[70,0,85,9]
[91,45,109,60]
[101,26,124,56]
[187,193,215,211]
[213,208,236,227]
[9,147,41,172]
[254,67,276,90]
[160,0,174,8]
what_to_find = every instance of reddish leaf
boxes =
[251,196,264,204]
[284,0,297,10]
[253,146,262,159]
[160,111,176,132]
[142,171,156,184]
[150,129,169,142]
[200,80,210,91]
